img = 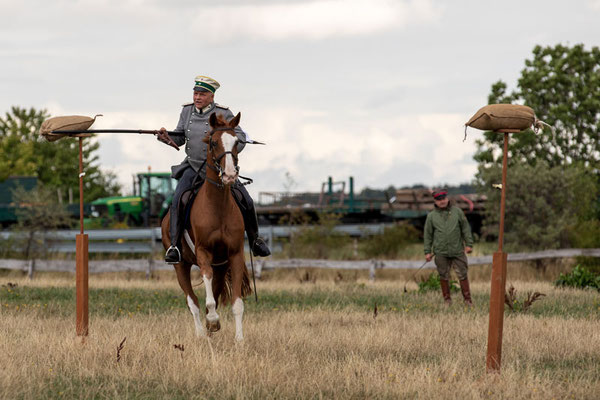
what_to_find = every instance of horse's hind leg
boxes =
[174,262,205,337]
[230,251,246,342]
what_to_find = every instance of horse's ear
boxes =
[209,112,218,128]
[229,112,241,128]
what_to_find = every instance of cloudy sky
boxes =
[2,0,600,199]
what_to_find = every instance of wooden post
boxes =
[369,261,376,282]
[486,131,512,372]
[76,233,89,336]
[76,136,89,336]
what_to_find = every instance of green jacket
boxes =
[424,205,473,257]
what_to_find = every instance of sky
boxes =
[2,0,600,200]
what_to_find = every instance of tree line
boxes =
[0,106,121,203]
[475,43,600,250]
[1,43,599,252]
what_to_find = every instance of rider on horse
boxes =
[156,75,271,264]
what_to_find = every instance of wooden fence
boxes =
[1,249,599,280]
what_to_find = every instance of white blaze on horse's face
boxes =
[220,132,238,185]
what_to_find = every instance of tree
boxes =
[0,107,43,180]
[0,106,121,201]
[11,185,72,278]
[474,44,600,169]
[474,44,600,249]
[478,162,597,250]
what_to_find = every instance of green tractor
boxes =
[87,172,176,228]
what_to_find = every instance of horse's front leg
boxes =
[196,248,220,333]
[173,262,205,337]
[230,250,246,342]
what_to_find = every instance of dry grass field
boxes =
[1,262,599,399]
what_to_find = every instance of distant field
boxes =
[1,269,599,399]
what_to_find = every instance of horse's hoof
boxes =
[195,329,207,338]
[206,320,221,332]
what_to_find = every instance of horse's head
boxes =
[205,112,241,186]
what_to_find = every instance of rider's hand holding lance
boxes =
[155,127,180,151]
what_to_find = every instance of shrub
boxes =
[417,273,459,293]
[554,265,600,291]
[285,212,352,259]
[504,284,545,312]
[361,222,420,259]
[476,162,597,250]
[568,219,600,248]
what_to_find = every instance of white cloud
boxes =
[56,103,475,198]
[587,0,600,10]
[191,0,442,42]
[232,105,476,197]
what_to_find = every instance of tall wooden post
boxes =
[76,136,89,336]
[486,131,514,372]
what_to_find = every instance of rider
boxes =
[157,75,271,264]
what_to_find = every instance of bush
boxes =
[568,219,600,248]
[476,162,598,250]
[504,284,545,313]
[417,273,459,293]
[361,222,420,259]
[554,265,600,291]
[285,212,352,259]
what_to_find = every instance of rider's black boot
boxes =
[233,185,271,257]
[165,202,182,264]
[243,205,270,257]
[247,230,271,257]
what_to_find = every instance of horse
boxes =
[161,112,252,341]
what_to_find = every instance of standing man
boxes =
[424,188,474,306]
[156,75,270,264]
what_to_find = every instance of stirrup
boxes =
[251,237,271,257]
[165,245,181,264]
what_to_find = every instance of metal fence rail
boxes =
[1,248,598,280]
[0,224,390,245]
[0,225,392,255]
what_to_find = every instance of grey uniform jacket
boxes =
[170,102,247,180]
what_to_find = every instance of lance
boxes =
[50,128,265,145]
[41,115,265,149]
[51,128,184,135]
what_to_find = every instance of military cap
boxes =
[194,75,220,93]
[432,188,448,200]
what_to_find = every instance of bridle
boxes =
[208,126,239,175]
[205,126,255,189]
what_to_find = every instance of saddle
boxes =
[179,176,247,231]
[177,177,248,266]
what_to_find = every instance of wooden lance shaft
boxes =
[486,132,510,372]
[76,137,89,336]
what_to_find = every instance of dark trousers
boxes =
[169,167,199,245]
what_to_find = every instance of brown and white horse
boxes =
[161,112,251,341]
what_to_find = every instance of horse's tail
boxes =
[241,266,252,299]
[213,263,252,305]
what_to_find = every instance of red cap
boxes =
[432,190,448,199]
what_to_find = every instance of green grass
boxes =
[2,278,599,400]
[0,286,182,317]
[33,375,195,400]
[2,283,599,319]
